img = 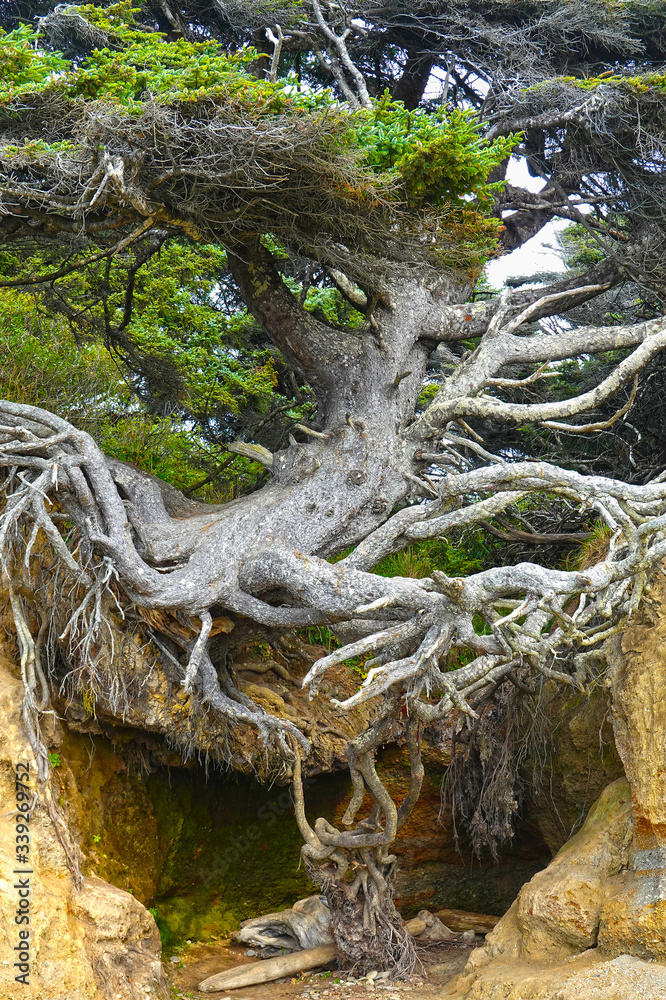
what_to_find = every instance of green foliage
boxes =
[0,287,267,501]
[299,625,338,652]
[0,288,130,416]
[0,237,283,436]
[0,8,515,275]
[117,241,279,417]
[559,223,606,270]
[63,1,144,42]
[0,23,67,103]
[48,751,61,768]
[417,382,442,411]
[354,96,519,275]
[372,538,485,581]
[281,275,365,329]
[356,97,517,211]
[557,70,666,92]
[0,5,529,497]
[569,521,612,570]
[68,32,261,106]
[303,285,364,328]
[148,906,172,950]
[0,7,327,113]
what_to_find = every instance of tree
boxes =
[1,0,666,975]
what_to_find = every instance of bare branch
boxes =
[311,0,372,109]
[410,314,666,440]
[265,24,284,83]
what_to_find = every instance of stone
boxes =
[415,909,454,942]
[405,917,427,937]
[458,778,634,974]
[597,575,666,962]
[465,900,523,973]
[443,950,666,999]
[518,865,605,958]
[599,868,666,960]
[516,778,633,960]
[611,577,666,856]
[68,875,163,995]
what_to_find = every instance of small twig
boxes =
[542,375,639,433]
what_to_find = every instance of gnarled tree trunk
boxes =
[3,240,666,970]
[291,716,423,975]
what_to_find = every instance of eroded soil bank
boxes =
[27,631,566,950]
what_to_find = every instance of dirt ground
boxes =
[167,938,476,1000]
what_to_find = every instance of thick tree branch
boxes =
[391,49,435,109]
[411,309,666,440]
[418,325,665,435]
[227,239,358,393]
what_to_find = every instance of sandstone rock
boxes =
[441,765,666,997]
[597,575,666,962]
[428,954,470,986]
[0,651,163,1000]
[516,779,633,960]
[405,916,427,937]
[599,868,666,960]
[68,875,163,995]
[443,951,666,1000]
[518,865,605,959]
[461,778,633,975]
[611,577,666,858]
[465,899,522,973]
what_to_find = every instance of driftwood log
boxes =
[235,895,334,951]
[200,907,458,992]
[434,908,500,935]
[198,945,338,992]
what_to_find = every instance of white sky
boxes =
[485,157,568,288]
